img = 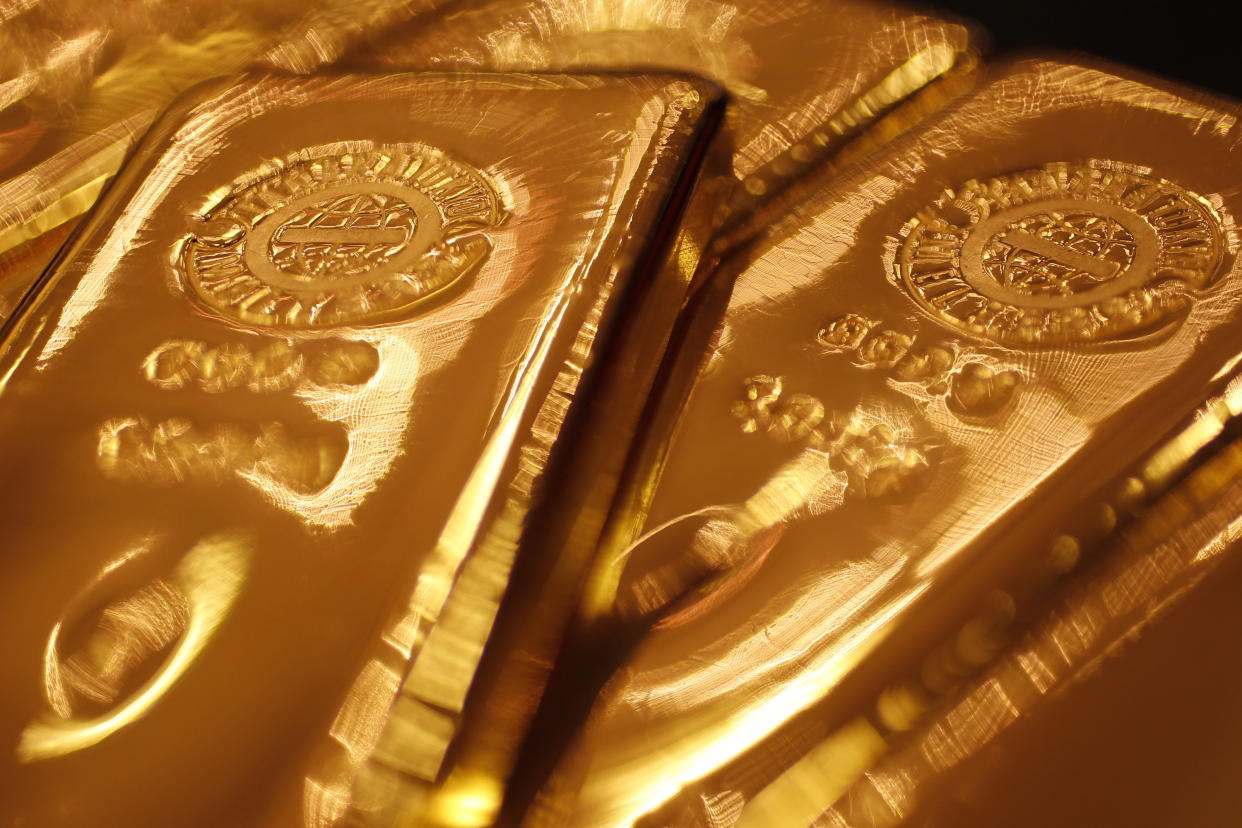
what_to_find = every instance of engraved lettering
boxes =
[731,377,933,500]
[97,417,346,494]
[143,339,378,392]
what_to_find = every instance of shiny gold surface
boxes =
[0,71,722,826]
[3,3,1241,827]
[906,475,1242,828]
[830,413,1242,827]
[0,0,459,324]
[360,0,976,235]
[0,0,975,327]
[527,57,1242,827]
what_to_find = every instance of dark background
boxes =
[936,2,1242,101]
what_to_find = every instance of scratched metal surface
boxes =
[2,4,1241,828]
[360,0,976,233]
[0,0,974,326]
[521,57,1242,828]
[0,71,720,827]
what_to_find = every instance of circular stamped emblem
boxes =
[897,161,1226,345]
[180,143,505,328]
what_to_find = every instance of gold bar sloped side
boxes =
[358,0,979,240]
[0,71,723,828]
[823,390,1242,827]
[888,470,1242,828]
[521,56,1242,828]
[301,77,731,828]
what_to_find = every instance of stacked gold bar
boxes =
[1,3,1241,828]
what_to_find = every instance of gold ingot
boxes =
[0,71,723,827]
[525,56,1242,828]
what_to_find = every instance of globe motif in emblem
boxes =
[897,161,1227,346]
[178,143,505,329]
[271,192,419,282]
[981,211,1138,299]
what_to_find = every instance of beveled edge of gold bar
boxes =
[711,46,983,258]
[246,73,732,828]
[406,82,729,828]
[713,43,983,246]
[746,361,1242,828]
[0,73,241,351]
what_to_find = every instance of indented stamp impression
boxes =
[897,161,1226,345]
[179,143,505,328]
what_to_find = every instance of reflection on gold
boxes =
[39,538,159,719]
[0,113,150,317]
[735,716,887,828]
[20,533,252,761]
[611,448,843,622]
[0,114,144,257]
[623,543,904,717]
[568,583,931,828]
[364,0,974,230]
[822,459,1242,826]
[246,331,419,529]
[330,660,405,765]
[45,577,189,718]
[723,373,1242,827]
[0,0,461,318]
[304,658,408,828]
[424,769,505,828]
[401,276,585,710]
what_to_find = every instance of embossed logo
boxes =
[897,161,1226,345]
[180,144,505,328]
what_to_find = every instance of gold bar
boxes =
[359,0,979,236]
[530,56,1242,827]
[0,71,723,826]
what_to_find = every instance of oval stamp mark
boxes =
[179,143,506,329]
[897,161,1226,345]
